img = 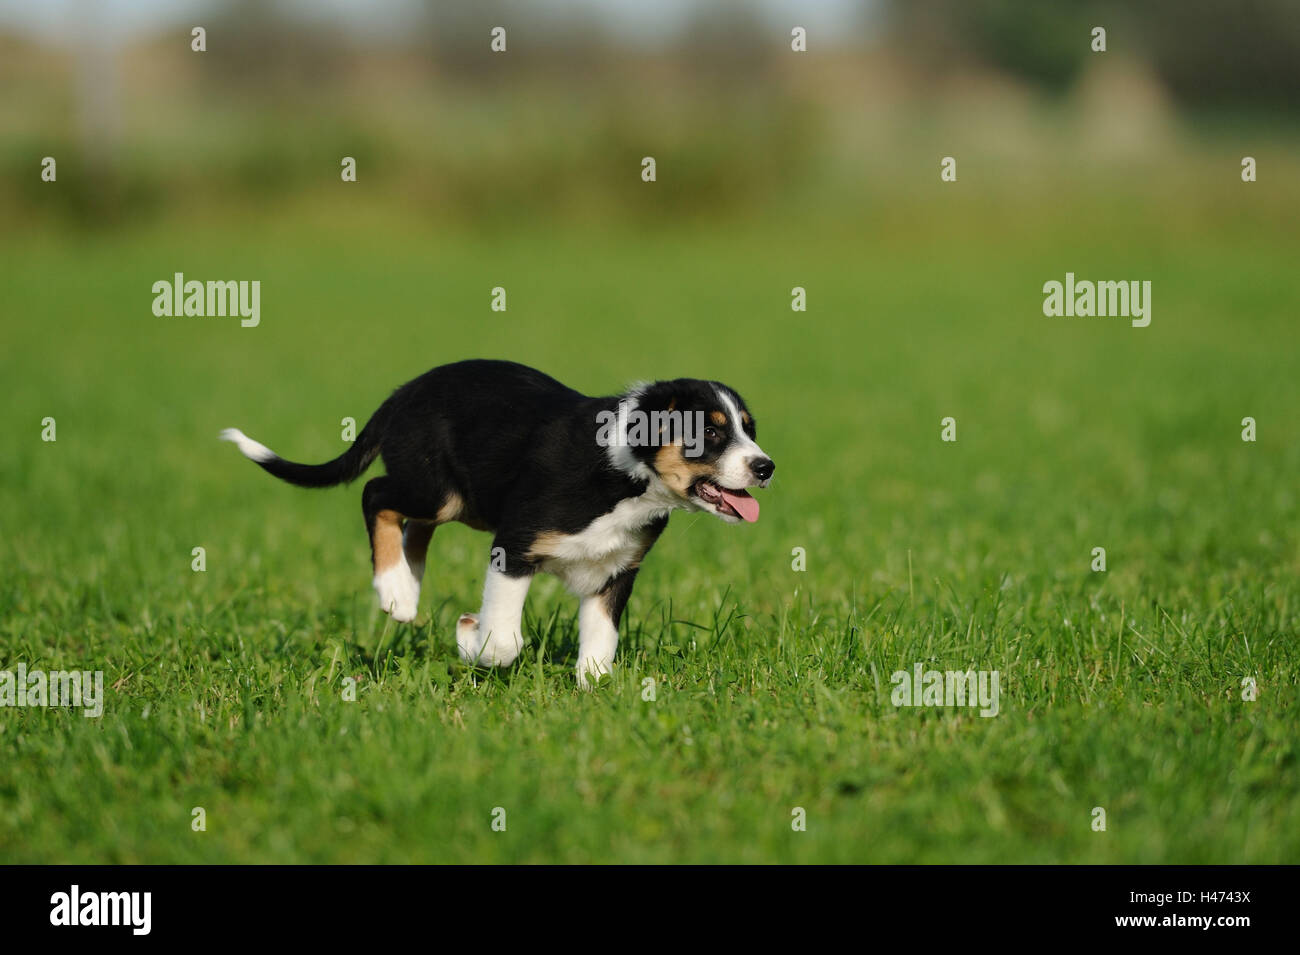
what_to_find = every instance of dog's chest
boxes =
[533,486,675,596]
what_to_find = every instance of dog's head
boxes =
[612,378,774,523]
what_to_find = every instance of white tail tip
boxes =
[219,427,275,463]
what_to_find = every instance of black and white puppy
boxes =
[221,359,774,686]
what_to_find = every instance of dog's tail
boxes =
[219,412,385,489]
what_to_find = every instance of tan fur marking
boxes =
[527,530,567,561]
[435,492,464,524]
[710,410,727,426]
[372,509,405,573]
[653,444,716,497]
[740,410,751,426]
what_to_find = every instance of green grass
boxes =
[1,183,1298,863]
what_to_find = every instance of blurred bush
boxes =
[0,0,1296,230]
[890,0,1300,107]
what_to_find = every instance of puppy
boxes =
[221,359,774,685]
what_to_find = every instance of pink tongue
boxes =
[720,488,760,523]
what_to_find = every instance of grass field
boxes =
[2,174,1298,863]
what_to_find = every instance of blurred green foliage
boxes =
[2,1,1297,228]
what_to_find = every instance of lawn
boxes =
[1,179,1297,862]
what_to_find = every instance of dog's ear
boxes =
[622,379,688,469]
[632,379,681,415]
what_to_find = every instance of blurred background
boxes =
[3,0,1298,229]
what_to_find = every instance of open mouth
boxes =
[692,478,760,523]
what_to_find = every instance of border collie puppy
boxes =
[221,359,774,686]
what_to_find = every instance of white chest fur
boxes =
[534,480,681,596]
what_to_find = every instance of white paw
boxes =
[458,614,523,667]
[576,658,613,690]
[456,613,481,662]
[374,565,420,622]
[478,631,524,667]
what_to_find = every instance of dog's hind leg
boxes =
[363,477,421,622]
[402,520,435,588]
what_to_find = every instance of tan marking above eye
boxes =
[710,411,727,426]
[740,410,752,425]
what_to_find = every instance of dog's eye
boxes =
[704,427,718,439]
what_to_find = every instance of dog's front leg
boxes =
[576,567,640,689]
[458,565,533,668]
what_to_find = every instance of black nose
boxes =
[750,457,774,481]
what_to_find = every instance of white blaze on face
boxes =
[713,387,768,489]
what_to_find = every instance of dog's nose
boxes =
[750,457,774,482]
